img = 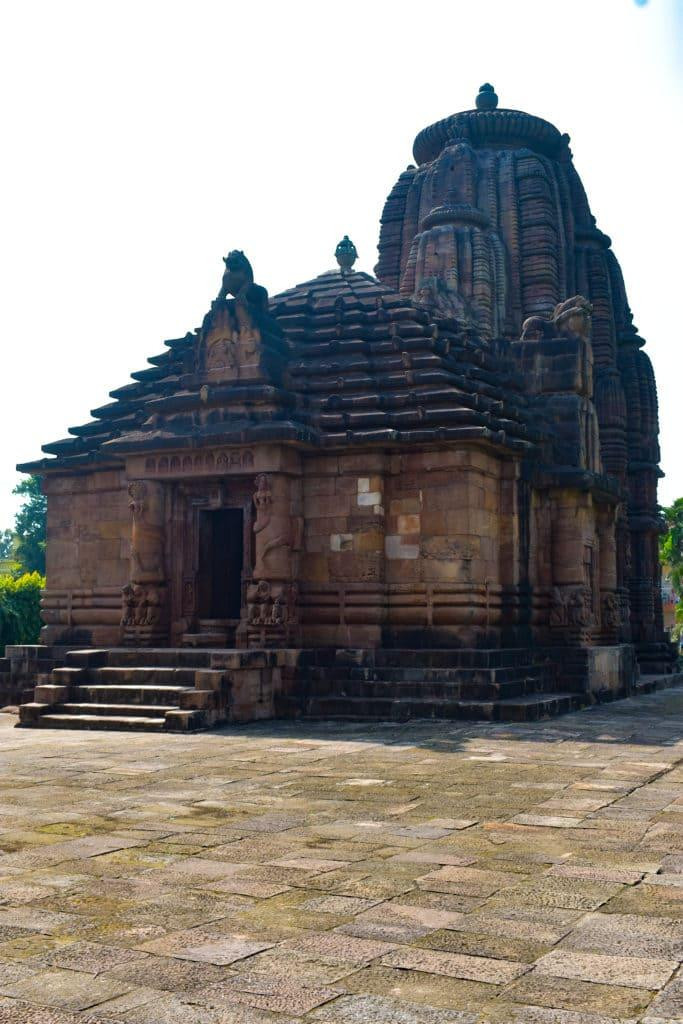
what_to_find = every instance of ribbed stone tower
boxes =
[376,85,668,672]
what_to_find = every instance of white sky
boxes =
[1,0,681,529]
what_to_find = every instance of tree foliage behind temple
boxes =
[660,498,683,641]
[0,572,44,649]
[12,476,46,576]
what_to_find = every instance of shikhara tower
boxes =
[377,83,667,672]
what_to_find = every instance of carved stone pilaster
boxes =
[252,473,303,581]
[121,480,169,646]
[242,472,302,648]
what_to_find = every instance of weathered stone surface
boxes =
[379,946,528,983]
[137,931,273,965]
[309,993,478,1022]
[559,913,683,958]
[2,687,683,1020]
[1,968,131,1011]
[533,950,676,990]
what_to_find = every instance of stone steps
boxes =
[182,633,229,648]
[304,665,547,684]
[297,676,557,702]
[65,649,215,669]
[34,713,168,731]
[54,703,171,718]
[301,691,581,722]
[304,681,550,697]
[20,646,670,732]
[315,649,541,670]
[19,647,230,732]
[70,685,193,706]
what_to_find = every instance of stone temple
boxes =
[15,85,676,731]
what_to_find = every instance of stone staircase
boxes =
[18,645,679,732]
[18,648,233,732]
[277,648,582,723]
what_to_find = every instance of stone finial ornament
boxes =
[335,235,358,274]
[476,83,498,111]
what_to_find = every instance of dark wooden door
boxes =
[198,508,244,619]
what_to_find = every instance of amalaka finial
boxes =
[335,235,358,274]
[476,83,498,111]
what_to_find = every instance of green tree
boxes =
[661,498,683,643]
[13,476,46,575]
[661,498,683,593]
[0,529,14,559]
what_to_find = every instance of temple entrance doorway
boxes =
[198,508,244,621]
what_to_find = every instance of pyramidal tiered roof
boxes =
[21,252,542,473]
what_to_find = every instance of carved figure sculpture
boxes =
[121,583,136,626]
[601,592,621,630]
[246,579,298,629]
[202,251,271,378]
[128,481,165,582]
[567,588,588,627]
[216,250,269,313]
[554,296,593,343]
[252,474,302,579]
[550,586,593,630]
[549,586,567,628]
[121,582,166,630]
[521,295,592,343]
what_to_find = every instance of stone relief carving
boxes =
[121,583,166,628]
[414,275,481,331]
[199,251,270,381]
[128,481,165,583]
[246,579,298,627]
[521,295,592,343]
[252,474,303,580]
[143,449,254,476]
[550,585,594,629]
[122,480,168,645]
[601,591,622,630]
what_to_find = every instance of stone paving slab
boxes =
[2,687,683,1020]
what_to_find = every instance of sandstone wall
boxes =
[299,447,509,649]
[41,470,129,645]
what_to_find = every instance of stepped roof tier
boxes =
[22,261,552,473]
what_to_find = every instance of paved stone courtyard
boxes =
[2,691,683,1023]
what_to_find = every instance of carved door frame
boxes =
[169,477,254,644]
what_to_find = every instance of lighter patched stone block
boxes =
[385,535,419,559]
[379,946,528,984]
[3,967,132,1012]
[357,491,382,507]
[330,534,353,552]
[533,949,677,990]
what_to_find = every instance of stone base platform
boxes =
[16,644,681,732]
